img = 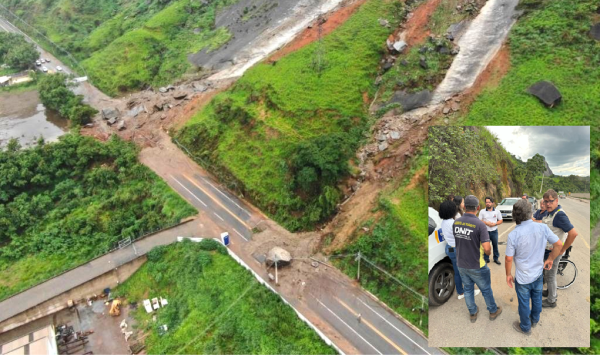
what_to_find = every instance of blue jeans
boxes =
[484,229,500,262]
[515,273,543,332]
[458,265,498,315]
[445,244,464,295]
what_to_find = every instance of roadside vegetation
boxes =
[0,134,197,301]
[177,0,406,232]
[115,240,337,355]
[335,152,429,334]
[0,32,37,71]
[37,73,97,126]
[0,0,239,96]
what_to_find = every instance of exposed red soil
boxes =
[403,0,443,45]
[268,0,368,62]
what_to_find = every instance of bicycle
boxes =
[556,246,577,289]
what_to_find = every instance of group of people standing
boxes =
[438,190,578,335]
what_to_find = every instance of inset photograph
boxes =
[428,126,590,347]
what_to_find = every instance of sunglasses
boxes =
[543,199,556,204]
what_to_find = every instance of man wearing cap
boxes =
[541,189,578,308]
[505,199,563,335]
[454,195,502,323]
[478,197,503,265]
[522,194,528,200]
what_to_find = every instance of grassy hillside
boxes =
[335,151,429,334]
[0,0,238,95]
[114,240,337,354]
[0,134,197,301]
[176,0,407,231]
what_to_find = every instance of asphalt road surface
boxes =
[429,197,590,347]
[141,138,442,355]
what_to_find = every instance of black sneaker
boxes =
[494,260,501,265]
[542,289,548,297]
[542,299,556,308]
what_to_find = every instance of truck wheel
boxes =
[429,262,455,306]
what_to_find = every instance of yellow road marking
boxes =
[334,297,407,355]
[182,173,251,229]
[579,236,590,249]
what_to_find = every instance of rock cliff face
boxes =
[543,158,554,177]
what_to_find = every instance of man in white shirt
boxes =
[479,197,503,265]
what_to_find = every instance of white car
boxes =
[56,66,62,71]
[496,197,520,220]
[428,207,455,306]
[35,60,41,66]
[41,66,48,72]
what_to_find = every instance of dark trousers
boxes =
[484,229,500,262]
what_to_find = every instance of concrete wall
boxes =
[0,256,147,334]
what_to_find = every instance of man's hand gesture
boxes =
[506,275,514,288]
[544,259,553,270]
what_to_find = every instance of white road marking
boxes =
[499,224,516,240]
[213,212,225,222]
[170,175,208,207]
[233,228,248,241]
[313,296,383,355]
[357,298,430,355]
[201,177,251,216]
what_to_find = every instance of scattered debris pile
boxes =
[55,324,93,355]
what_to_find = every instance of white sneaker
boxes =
[458,290,481,300]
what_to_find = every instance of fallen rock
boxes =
[392,41,408,53]
[117,120,126,131]
[382,62,393,72]
[443,107,450,114]
[172,91,188,100]
[526,81,562,107]
[378,142,388,152]
[128,105,147,118]
[266,247,292,267]
[451,103,460,112]
[158,87,168,93]
[389,131,401,140]
[101,108,119,120]
[590,23,600,41]
[419,57,428,69]
[387,90,432,112]
[378,18,389,27]
[193,82,208,92]
[107,117,117,126]
[376,134,387,142]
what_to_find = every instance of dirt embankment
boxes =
[403,0,443,45]
[268,0,368,62]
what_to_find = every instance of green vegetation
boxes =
[0,134,197,301]
[428,126,522,207]
[0,32,37,70]
[335,151,429,334]
[38,73,97,126]
[0,0,239,95]
[177,0,406,231]
[459,0,599,126]
[115,240,337,354]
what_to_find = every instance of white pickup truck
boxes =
[428,207,455,306]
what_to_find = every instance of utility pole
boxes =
[356,252,361,281]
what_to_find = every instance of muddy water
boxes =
[431,0,520,103]
[0,90,68,148]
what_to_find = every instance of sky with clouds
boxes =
[485,126,590,177]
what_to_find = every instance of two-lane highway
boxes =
[140,136,442,355]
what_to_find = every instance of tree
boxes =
[4,42,38,70]
[37,73,97,126]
